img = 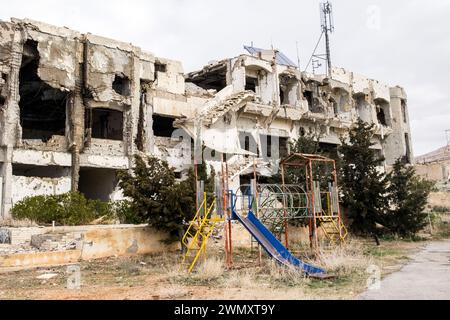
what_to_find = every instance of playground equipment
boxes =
[180,153,348,275]
[180,193,224,273]
[230,190,326,275]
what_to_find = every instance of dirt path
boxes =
[360,241,450,300]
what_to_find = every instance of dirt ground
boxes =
[1,214,448,301]
[0,240,423,300]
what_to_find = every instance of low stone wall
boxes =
[0,225,179,270]
[428,192,450,210]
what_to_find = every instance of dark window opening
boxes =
[279,75,297,106]
[0,72,6,106]
[405,133,411,163]
[299,127,306,137]
[19,40,68,142]
[155,63,167,74]
[304,91,314,111]
[279,137,289,159]
[376,107,387,126]
[153,115,176,138]
[186,63,227,92]
[79,168,118,202]
[244,136,250,151]
[91,108,124,141]
[245,77,258,93]
[401,100,408,124]
[154,63,167,81]
[112,74,131,96]
[332,100,339,116]
[13,164,69,178]
[279,87,286,105]
[239,132,259,158]
[260,135,274,158]
[267,135,272,158]
[174,172,182,179]
[319,143,339,157]
[239,174,253,195]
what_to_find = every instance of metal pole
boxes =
[310,160,319,250]
[221,155,230,268]
[332,160,343,242]
[281,164,289,249]
[252,160,262,266]
[225,157,233,267]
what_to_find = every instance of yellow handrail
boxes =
[180,196,224,273]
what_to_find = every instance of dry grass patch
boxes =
[318,240,375,277]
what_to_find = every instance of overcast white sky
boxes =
[1,0,449,156]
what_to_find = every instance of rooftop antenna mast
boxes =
[305,1,335,75]
[321,1,334,74]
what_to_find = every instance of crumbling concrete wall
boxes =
[0,225,179,270]
[11,176,71,205]
[0,18,415,222]
[0,18,195,219]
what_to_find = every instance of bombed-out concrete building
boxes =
[0,18,414,219]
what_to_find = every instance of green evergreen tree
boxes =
[117,154,216,240]
[117,155,195,239]
[339,120,389,239]
[385,158,434,237]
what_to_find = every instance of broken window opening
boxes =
[331,99,339,116]
[174,172,182,180]
[239,132,259,158]
[279,87,286,105]
[112,74,131,96]
[19,40,69,142]
[299,127,306,137]
[304,90,314,112]
[186,63,227,92]
[79,168,119,201]
[318,143,339,157]
[0,73,6,107]
[13,164,69,178]
[260,134,277,158]
[91,108,124,141]
[401,100,408,124]
[153,115,176,138]
[375,99,391,127]
[279,137,289,159]
[376,107,387,126]
[245,77,258,93]
[279,75,298,106]
[155,62,167,75]
[405,133,411,163]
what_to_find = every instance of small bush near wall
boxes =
[11,192,116,226]
[113,200,146,225]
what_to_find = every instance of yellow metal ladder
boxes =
[319,216,348,246]
[179,195,224,273]
[319,192,349,246]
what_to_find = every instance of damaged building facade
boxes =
[0,19,414,219]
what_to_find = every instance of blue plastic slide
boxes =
[232,210,326,275]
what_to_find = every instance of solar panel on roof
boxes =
[243,45,298,68]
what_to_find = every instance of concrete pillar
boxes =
[70,39,86,192]
[383,86,413,165]
[1,30,24,219]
